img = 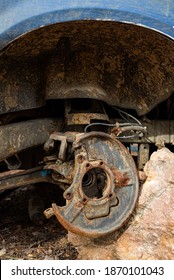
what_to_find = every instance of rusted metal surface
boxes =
[111,168,132,187]
[44,132,77,189]
[0,118,63,161]
[138,144,150,171]
[64,99,109,127]
[111,124,147,137]
[45,160,74,186]
[44,207,55,219]
[0,169,25,179]
[0,21,174,116]
[44,132,67,161]
[0,167,53,191]
[148,120,174,145]
[46,132,139,237]
[66,113,109,125]
[114,120,174,145]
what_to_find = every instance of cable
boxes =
[84,122,115,133]
[84,107,149,140]
[84,122,147,139]
[84,122,144,133]
[111,107,142,125]
[116,135,140,139]
[142,136,154,143]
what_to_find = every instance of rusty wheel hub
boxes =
[45,132,139,237]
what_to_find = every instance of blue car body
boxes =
[0,0,174,50]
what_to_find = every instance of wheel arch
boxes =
[0,2,174,116]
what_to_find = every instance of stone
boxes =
[116,147,174,260]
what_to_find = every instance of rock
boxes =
[116,147,174,260]
[138,171,147,183]
[144,147,174,182]
[69,147,174,260]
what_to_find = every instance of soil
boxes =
[0,186,78,260]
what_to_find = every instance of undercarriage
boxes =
[0,20,174,238]
[0,97,173,237]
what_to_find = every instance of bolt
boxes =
[64,192,73,200]
[86,163,90,169]
[78,155,84,163]
[75,202,83,208]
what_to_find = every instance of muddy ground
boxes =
[0,186,78,260]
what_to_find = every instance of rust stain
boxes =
[111,167,130,187]
[52,203,108,238]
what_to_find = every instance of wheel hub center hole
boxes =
[82,168,107,199]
